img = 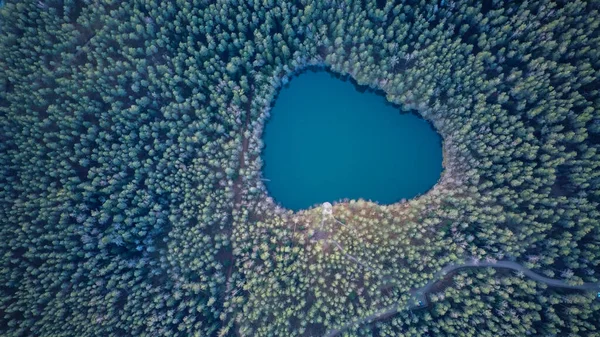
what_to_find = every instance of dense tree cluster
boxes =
[1,0,598,336]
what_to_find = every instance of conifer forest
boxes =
[1,0,600,336]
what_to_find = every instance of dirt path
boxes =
[323,259,600,337]
[329,239,378,273]
[225,84,256,337]
[318,205,600,337]
[232,88,253,206]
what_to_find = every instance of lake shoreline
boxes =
[259,68,444,210]
[243,61,462,214]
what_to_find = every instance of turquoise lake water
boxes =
[261,70,443,211]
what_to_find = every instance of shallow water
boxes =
[261,70,443,211]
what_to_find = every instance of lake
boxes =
[261,70,443,211]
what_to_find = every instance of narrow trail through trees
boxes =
[324,260,600,337]
[316,205,600,337]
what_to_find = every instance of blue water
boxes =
[261,70,443,211]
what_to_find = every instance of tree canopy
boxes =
[1,0,599,336]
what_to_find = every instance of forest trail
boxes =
[323,259,600,337]
[319,205,600,337]
[232,86,254,207]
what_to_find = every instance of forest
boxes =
[1,0,599,336]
